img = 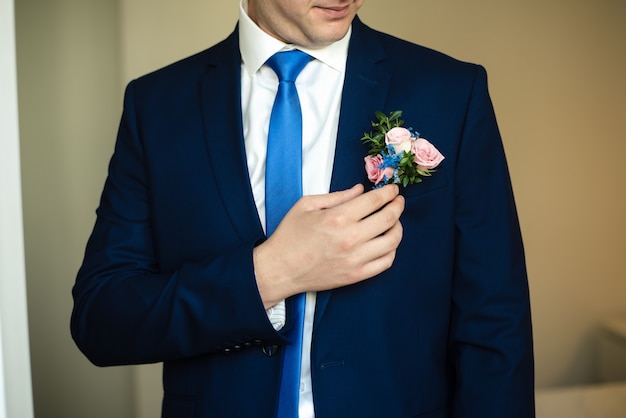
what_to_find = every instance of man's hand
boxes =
[254,184,405,308]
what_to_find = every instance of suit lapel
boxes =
[314,18,391,328]
[199,29,265,244]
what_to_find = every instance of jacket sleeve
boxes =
[70,81,286,367]
[450,65,535,417]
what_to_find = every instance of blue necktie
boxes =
[265,50,311,418]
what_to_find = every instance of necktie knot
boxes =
[266,50,312,83]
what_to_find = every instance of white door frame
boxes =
[0,0,35,416]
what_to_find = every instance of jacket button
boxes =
[262,345,279,357]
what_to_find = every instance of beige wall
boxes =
[16,0,626,416]
[15,0,133,417]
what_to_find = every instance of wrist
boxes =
[253,242,294,308]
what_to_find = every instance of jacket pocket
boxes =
[400,169,449,201]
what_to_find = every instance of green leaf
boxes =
[389,110,403,120]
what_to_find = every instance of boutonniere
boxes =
[362,111,444,188]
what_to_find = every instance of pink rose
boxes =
[412,137,445,171]
[385,127,413,154]
[364,154,395,185]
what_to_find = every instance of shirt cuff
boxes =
[266,299,286,331]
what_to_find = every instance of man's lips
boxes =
[316,4,352,19]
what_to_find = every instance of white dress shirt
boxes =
[238,1,350,416]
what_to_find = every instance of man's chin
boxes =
[302,25,351,48]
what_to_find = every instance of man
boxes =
[71,0,534,417]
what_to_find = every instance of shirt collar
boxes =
[239,0,351,77]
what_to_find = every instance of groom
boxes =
[71,0,535,417]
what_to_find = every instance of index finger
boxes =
[338,184,400,221]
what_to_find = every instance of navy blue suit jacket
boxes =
[71,18,534,418]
